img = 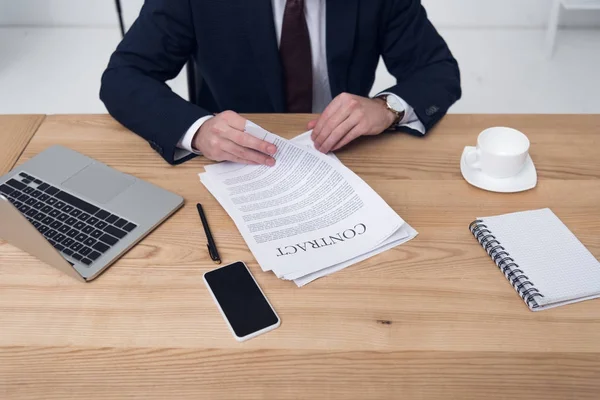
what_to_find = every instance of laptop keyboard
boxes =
[0,172,137,267]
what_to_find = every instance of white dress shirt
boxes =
[176,0,425,157]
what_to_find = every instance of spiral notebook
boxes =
[469,208,600,311]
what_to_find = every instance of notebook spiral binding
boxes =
[469,220,545,309]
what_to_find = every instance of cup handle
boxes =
[465,148,482,170]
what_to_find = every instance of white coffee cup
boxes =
[465,127,530,179]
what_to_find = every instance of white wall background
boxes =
[1,0,600,28]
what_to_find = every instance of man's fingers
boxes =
[219,110,247,131]
[221,151,258,165]
[312,96,343,139]
[317,114,361,153]
[223,128,277,155]
[313,94,360,149]
[307,119,318,130]
[222,139,276,166]
[332,125,363,152]
[313,106,352,149]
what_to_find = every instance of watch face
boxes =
[386,95,403,113]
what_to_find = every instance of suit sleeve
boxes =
[100,0,210,165]
[380,0,461,132]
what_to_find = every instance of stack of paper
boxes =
[199,122,417,286]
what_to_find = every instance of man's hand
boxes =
[193,111,277,165]
[309,93,398,154]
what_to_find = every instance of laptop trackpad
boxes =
[62,163,135,204]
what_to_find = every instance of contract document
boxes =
[199,122,418,286]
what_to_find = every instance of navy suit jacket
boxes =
[100,0,461,165]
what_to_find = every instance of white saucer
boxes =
[460,146,537,193]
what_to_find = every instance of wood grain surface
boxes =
[1,114,600,399]
[0,115,45,175]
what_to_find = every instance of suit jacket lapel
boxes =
[326,0,359,98]
[243,0,286,112]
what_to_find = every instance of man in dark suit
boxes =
[101,0,461,166]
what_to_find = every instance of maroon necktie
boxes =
[280,0,313,113]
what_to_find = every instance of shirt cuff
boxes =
[377,92,426,135]
[174,115,214,160]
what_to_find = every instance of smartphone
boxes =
[203,261,280,342]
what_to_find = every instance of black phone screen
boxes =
[204,262,279,338]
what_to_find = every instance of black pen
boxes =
[196,203,221,264]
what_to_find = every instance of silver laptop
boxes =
[0,145,184,282]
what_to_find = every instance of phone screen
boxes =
[204,261,279,339]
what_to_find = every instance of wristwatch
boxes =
[377,94,405,128]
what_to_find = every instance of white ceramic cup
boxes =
[465,127,530,179]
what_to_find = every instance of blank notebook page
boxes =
[480,208,600,309]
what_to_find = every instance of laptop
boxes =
[0,145,184,282]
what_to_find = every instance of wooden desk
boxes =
[1,114,599,400]
[0,115,45,175]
